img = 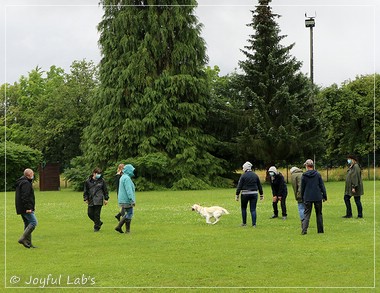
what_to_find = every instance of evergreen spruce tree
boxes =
[82,0,224,189]
[236,0,322,164]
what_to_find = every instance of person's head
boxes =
[122,164,135,178]
[268,166,278,177]
[242,161,252,172]
[92,167,102,180]
[117,163,125,174]
[347,154,358,165]
[303,159,314,170]
[24,168,34,180]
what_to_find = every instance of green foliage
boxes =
[4,61,98,169]
[319,74,379,161]
[234,0,323,164]
[81,0,225,189]
[62,156,91,192]
[0,141,42,191]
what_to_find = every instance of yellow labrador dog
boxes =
[191,204,229,225]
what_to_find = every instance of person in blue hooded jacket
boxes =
[115,164,136,234]
[300,159,327,235]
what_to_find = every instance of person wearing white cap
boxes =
[268,166,288,219]
[300,159,327,235]
[235,161,264,227]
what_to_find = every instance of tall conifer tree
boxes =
[82,0,223,189]
[236,0,322,164]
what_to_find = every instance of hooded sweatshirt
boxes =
[118,164,136,206]
[300,169,327,202]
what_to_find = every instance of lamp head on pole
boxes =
[305,17,315,28]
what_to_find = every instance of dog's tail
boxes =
[222,208,230,215]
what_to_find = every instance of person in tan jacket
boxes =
[290,166,305,223]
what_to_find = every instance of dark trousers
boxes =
[344,195,363,217]
[272,197,287,217]
[302,201,324,234]
[87,205,103,230]
[241,194,258,225]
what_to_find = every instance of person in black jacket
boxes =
[268,166,288,220]
[235,161,264,227]
[83,168,109,232]
[15,168,37,248]
[300,159,327,235]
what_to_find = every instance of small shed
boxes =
[39,162,60,191]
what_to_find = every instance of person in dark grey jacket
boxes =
[83,168,109,232]
[268,166,288,220]
[15,168,38,248]
[235,161,264,227]
[342,154,364,218]
[300,159,327,235]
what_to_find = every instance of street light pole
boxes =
[305,15,315,84]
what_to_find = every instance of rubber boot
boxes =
[125,219,131,234]
[26,234,37,248]
[18,224,35,248]
[115,218,126,233]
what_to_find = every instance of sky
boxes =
[0,0,379,87]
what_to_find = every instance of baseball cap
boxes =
[303,159,314,166]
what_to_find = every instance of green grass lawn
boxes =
[1,181,378,292]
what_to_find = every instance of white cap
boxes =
[242,161,252,172]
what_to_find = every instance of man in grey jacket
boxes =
[300,159,327,235]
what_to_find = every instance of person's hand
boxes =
[278,196,282,201]
[104,200,108,206]
[272,196,277,203]
[26,209,32,213]
[352,188,356,193]
[235,195,239,201]
[260,195,264,201]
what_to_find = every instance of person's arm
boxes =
[295,175,302,201]
[83,181,89,202]
[20,182,33,211]
[102,180,109,201]
[319,174,327,201]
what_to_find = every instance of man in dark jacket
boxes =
[235,161,264,227]
[83,168,109,232]
[300,159,327,235]
[15,168,37,248]
[268,166,288,220]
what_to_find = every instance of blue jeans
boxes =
[297,202,305,221]
[241,193,258,225]
[21,212,38,228]
[123,207,134,220]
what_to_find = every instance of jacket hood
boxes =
[303,169,318,178]
[290,167,303,174]
[123,164,135,177]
